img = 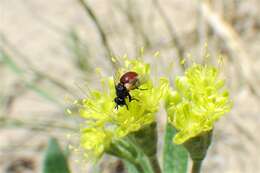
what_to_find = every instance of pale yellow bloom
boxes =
[166,64,232,144]
[77,59,169,159]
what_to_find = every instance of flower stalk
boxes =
[106,141,143,173]
[165,63,232,173]
[133,122,161,173]
[183,131,212,173]
[107,139,154,173]
[191,160,202,173]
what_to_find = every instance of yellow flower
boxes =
[166,64,232,144]
[80,127,113,160]
[77,59,169,159]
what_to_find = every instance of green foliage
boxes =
[42,138,70,173]
[107,138,154,173]
[133,123,161,173]
[163,123,188,173]
[124,160,139,173]
[0,49,24,75]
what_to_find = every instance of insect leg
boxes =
[128,93,139,102]
[136,87,148,90]
[115,104,118,110]
[128,93,132,102]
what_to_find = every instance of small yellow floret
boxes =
[166,64,232,144]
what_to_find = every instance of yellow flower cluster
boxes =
[78,59,169,159]
[166,64,232,144]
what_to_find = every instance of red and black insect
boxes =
[114,71,140,109]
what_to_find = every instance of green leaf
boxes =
[0,50,24,75]
[163,123,188,173]
[124,160,139,173]
[108,139,154,173]
[42,138,70,173]
[133,123,161,173]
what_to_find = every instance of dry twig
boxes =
[77,0,118,69]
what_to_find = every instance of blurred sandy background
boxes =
[0,0,260,173]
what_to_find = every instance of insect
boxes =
[114,71,140,110]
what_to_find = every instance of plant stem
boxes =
[107,141,147,173]
[133,123,162,173]
[191,160,202,173]
[149,155,161,173]
[183,131,212,173]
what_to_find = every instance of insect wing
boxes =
[120,72,140,90]
[119,71,138,83]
